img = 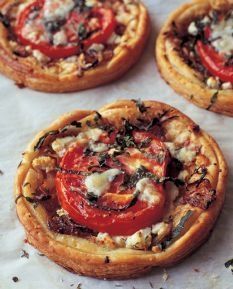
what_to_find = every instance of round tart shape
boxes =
[15,100,228,279]
[0,0,150,92]
[156,0,233,116]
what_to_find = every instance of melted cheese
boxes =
[89,141,108,153]
[136,178,161,206]
[51,128,104,156]
[165,142,197,164]
[125,227,151,249]
[85,169,121,197]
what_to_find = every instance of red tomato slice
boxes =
[196,27,233,83]
[56,131,169,236]
[16,1,116,59]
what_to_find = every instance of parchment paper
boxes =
[0,1,232,288]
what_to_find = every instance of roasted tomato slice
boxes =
[16,0,116,59]
[56,130,169,236]
[196,27,233,83]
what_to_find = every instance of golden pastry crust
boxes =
[15,100,228,279]
[156,0,233,117]
[0,0,150,93]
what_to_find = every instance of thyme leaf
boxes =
[207,91,218,110]
[225,259,233,273]
[158,210,193,249]
[132,99,149,113]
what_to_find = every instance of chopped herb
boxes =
[104,256,110,263]
[138,138,152,149]
[20,249,29,259]
[0,169,3,175]
[149,281,154,288]
[34,130,59,151]
[83,147,95,156]
[132,99,149,113]
[77,283,82,289]
[78,23,88,40]
[15,194,23,204]
[38,253,45,256]
[17,160,23,168]
[74,0,89,12]
[98,153,109,167]
[94,111,102,122]
[127,166,158,188]
[115,285,123,287]
[86,191,98,203]
[158,210,193,249]
[23,182,31,187]
[207,91,218,110]
[0,12,10,28]
[34,120,82,151]
[70,121,82,128]
[225,259,233,273]
[12,276,19,283]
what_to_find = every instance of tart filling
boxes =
[16,100,218,252]
[0,0,140,75]
[171,9,233,90]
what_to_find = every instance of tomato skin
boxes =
[83,8,116,47]
[197,41,233,83]
[56,131,169,236]
[196,25,233,83]
[16,1,116,59]
[56,174,165,236]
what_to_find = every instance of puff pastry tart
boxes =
[0,0,149,92]
[15,100,228,279]
[156,0,233,116]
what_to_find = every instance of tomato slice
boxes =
[196,41,233,83]
[196,26,233,83]
[16,1,116,59]
[56,131,169,236]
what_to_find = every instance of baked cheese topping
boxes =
[85,169,121,198]
[136,178,161,206]
[22,101,216,251]
[210,14,233,56]
[43,0,75,22]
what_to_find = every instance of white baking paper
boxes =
[0,1,232,288]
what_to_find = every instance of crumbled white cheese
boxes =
[178,170,189,181]
[188,21,198,36]
[53,30,67,46]
[222,81,233,90]
[85,169,121,197]
[89,141,108,153]
[43,0,75,21]
[85,0,97,7]
[32,50,50,63]
[201,16,210,25]
[136,178,161,206]
[32,156,55,172]
[77,128,104,143]
[88,43,105,53]
[51,136,76,157]
[51,128,104,156]
[206,76,220,89]
[174,130,191,144]
[210,15,233,56]
[56,208,68,216]
[125,227,152,249]
[107,32,121,45]
[165,142,197,164]
[152,222,167,235]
